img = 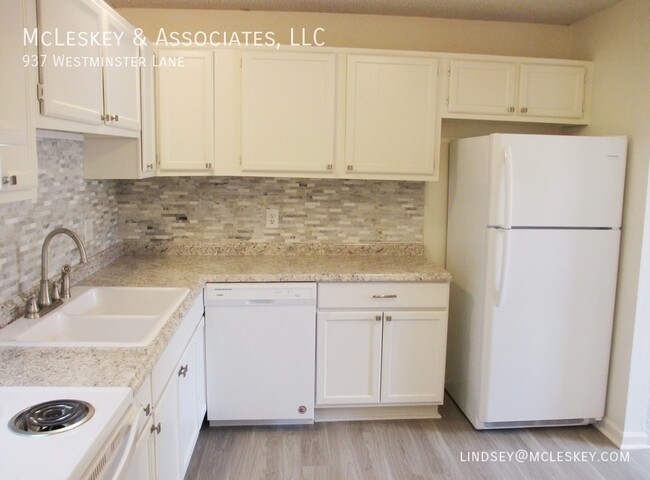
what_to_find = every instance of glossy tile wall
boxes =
[0,137,119,304]
[116,177,424,244]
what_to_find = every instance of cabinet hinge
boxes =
[37,83,45,102]
[446,96,449,106]
[239,155,242,165]
[156,154,160,166]
[240,58,243,68]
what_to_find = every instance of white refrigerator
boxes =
[445,133,627,429]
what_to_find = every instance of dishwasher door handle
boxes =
[244,299,276,305]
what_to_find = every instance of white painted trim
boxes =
[596,417,650,450]
[315,405,440,422]
[36,129,84,141]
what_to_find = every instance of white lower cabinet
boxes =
[123,415,155,480]
[380,310,447,404]
[154,373,182,480]
[316,282,449,413]
[127,294,206,480]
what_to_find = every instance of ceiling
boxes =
[106,0,621,26]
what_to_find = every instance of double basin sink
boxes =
[0,287,189,348]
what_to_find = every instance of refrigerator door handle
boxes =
[496,228,511,306]
[504,147,514,229]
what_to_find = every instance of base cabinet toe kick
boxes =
[203,281,450,426]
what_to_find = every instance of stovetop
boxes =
[0,386,132,480]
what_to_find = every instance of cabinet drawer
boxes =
[318,282,449,309]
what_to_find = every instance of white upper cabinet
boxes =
[140,42,157,175]
[443,58,591,124]
[0,0,37,203]
[518,63,586,119]
[241,51,337,174]
[37,0,105,125]
[345,55,439,178]
[102,9,141,131]
[156,50,215,174]
[36,0,141,134]
[447,60,518,116]
[0,0,30,145]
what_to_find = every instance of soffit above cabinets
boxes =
[106,0,621,26]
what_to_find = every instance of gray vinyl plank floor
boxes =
[185,395,650,480]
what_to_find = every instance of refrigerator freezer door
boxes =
[488,135,627,228]
[479,228,620,426]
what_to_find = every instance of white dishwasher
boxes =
[204,282,317,426]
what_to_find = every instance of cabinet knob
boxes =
[151,422,161,435]
[109,114,119,121]
[178,364,189,377]
[143,403,151,416]
[100,114,108,121]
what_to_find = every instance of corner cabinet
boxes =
[36,0,141,134]
[345,55,440,179]
[241,51,337,174]
[444,58,591,124]
[156,50,215,174]
[316,282,449,421]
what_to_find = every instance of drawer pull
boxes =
[143,403,151,416]
[385,315,392,322]
[375,315,382,321]
[151,422,161,435]
[372,294,397,299]
[178,364,189,377]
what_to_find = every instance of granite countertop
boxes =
[0,253,450,390]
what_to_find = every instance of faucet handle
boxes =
[61,265,71,299]
[51,281,61,302]
[25,294,40,319]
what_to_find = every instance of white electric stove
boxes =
[0,386,133,480]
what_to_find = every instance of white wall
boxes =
[569,0,650,449]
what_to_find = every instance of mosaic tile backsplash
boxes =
[0,138,119,304]
[116,177,424,244]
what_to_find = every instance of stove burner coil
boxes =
[9,399,95,436]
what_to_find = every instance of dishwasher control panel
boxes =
[204,282,317,305]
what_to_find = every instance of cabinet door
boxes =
[316,311,382,405]
[345,55,438,176]
[122,416,155,480]
[518,64,586,119]
[178,319,205,477]
[37,0,105,125]
[0,0,29,145]
[154,375,181,480]
[241,51,336,173]
[447,60,517,116]
[102,10,141,131]
[157,50,214,173]
[140,43,157,175]
[380,310,447,404]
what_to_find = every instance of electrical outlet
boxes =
[83,219,94,243]
[266,208,279,228]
